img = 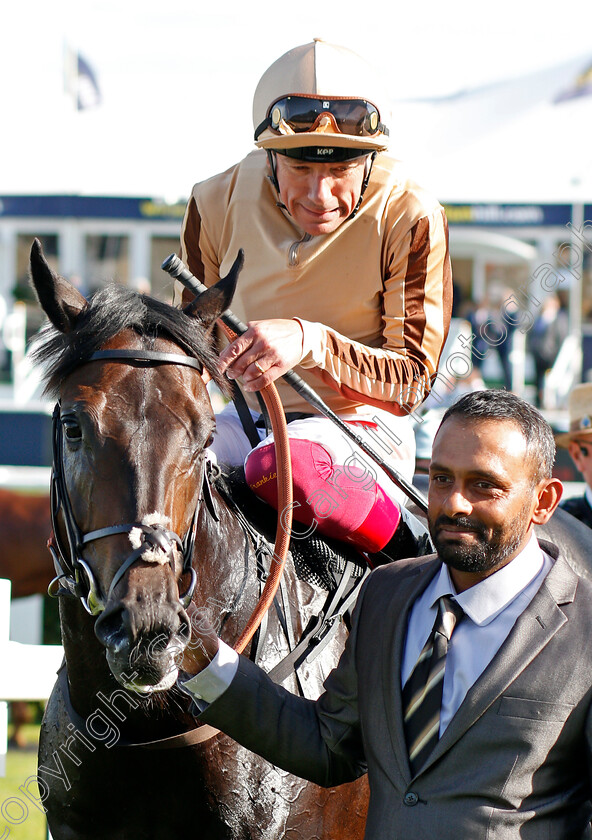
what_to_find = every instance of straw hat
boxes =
[556,383,592,447]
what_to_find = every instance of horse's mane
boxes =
[30,284,230,397]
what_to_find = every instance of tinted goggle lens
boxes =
[269,96,383,137]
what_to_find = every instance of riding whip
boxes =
[162,253,428,514]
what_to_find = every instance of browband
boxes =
[88,349,203,371]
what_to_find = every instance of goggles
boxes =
[254,95,389,141]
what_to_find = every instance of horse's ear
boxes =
[184,250,244,330]
[29,238,87,333]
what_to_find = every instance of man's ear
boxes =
[531,478,564,525]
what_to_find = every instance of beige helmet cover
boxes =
[556,383,592,447]
[253,39,391,152]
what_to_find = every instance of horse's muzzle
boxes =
[95,596,191,693]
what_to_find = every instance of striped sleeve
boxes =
[299,207,452,416]
[179,193,220,306]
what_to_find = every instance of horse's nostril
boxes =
[95,600,191,655]
[178,609,191,644]
[94,605,130,650]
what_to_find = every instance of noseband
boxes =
[48,348,206,615]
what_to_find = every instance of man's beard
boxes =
[428,505,531,574]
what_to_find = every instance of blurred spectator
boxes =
[556,383,592,528]
[463,297,491,381]
[528,293,569,407]
[463,288,517,392]
[451,281,464,318]
[489,286,516,392]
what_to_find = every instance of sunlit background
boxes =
[0,7,592,834]
[4,0,592,200]
[1,0,592,432]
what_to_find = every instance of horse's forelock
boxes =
[30,284,229,397]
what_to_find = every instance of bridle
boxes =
[48,348,205,615]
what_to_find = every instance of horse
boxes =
[29,239,371,840]
[29,237,592,840]
[0,487,52,598]
[0,488,52,747]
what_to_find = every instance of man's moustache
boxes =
[434,516,486,535]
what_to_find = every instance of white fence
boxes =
[0,579,62,839]
[0,578,63,776]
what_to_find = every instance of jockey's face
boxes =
[274,154,367,235]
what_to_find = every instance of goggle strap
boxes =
[266,150,280,194]
[256,118,389,142]
[348,151,377,221]
[254,116,273,141]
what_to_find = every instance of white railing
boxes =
[0,578,63,775]
[11,352,46,406]
[0,580,62,838]
[543,334,582,410]
[2,300,47,405]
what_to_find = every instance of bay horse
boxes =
[0,488,52,748]
[29,240,371,840]
[0,488,52,598]
[28,238,592,840]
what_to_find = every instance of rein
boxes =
[214,317,293,653]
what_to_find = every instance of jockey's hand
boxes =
[180,602,220,676]
[219,319,304,391]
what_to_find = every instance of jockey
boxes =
[179,39,452,559]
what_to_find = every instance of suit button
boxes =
[404,792,419,806]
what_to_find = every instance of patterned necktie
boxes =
[402,594,464,775]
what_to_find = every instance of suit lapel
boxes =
[419,555,577,773]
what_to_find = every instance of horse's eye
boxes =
[205,433,214,449]
[62,418,82,441]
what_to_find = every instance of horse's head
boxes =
[29,239,237,694]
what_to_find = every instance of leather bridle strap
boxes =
[80,524,184,601]
[88,349,203,371]
[56,661,220,749]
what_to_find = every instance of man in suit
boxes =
[557,382,592,527]
[178,389,592,838]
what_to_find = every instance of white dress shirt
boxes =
[182,636,239,703]
[182,533,553,729]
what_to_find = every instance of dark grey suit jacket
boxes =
[200,541,592,839]
[561,495,592,530]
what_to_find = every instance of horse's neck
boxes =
[59,599,122,710]
[196,489,264,640]
[0,490,52,597]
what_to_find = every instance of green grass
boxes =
[0,724,47,840]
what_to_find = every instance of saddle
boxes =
[216,465,368,593]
